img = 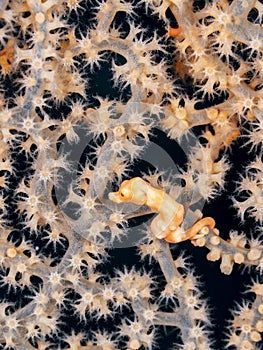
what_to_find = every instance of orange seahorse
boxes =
[109,177,215,243]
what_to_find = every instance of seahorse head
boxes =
[108,177,148,205]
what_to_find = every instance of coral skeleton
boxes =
[0,0,262,349]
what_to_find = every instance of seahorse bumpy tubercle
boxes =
[165,217,216,243]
